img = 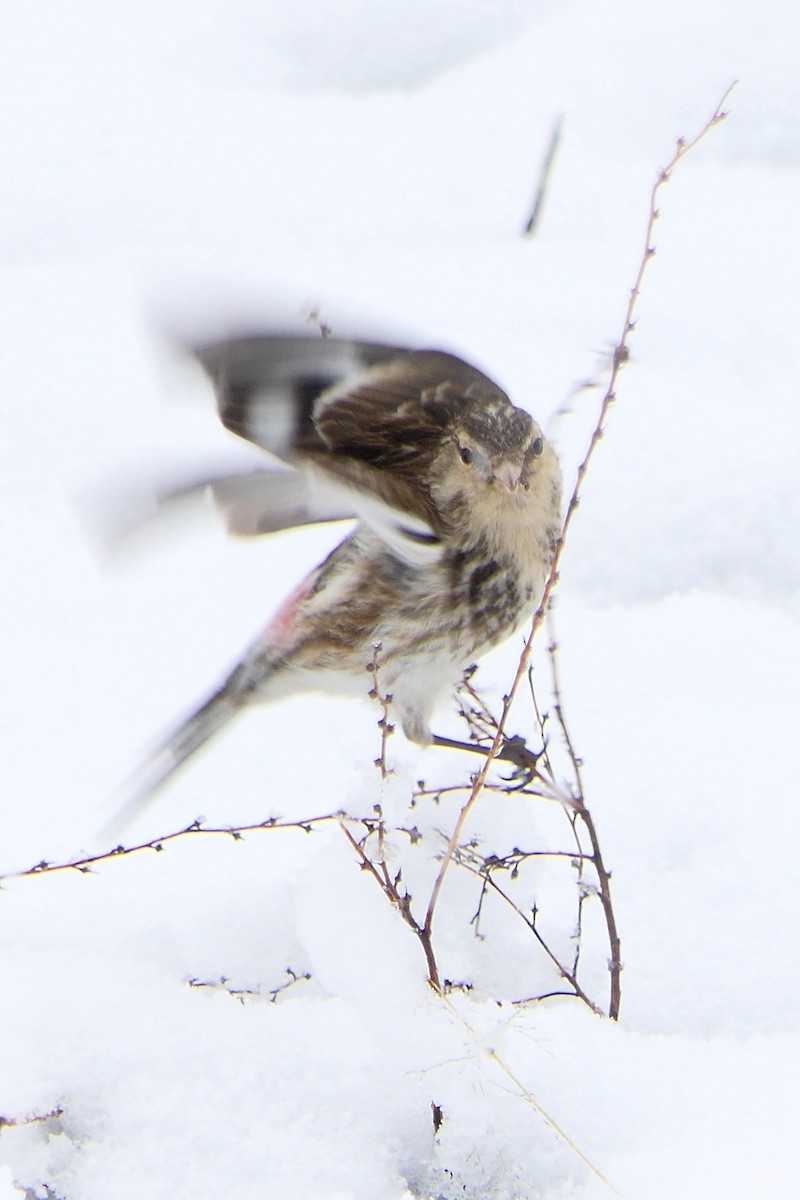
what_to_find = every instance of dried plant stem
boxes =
[188,968,310,1005]
[442,997,619,1194]
[367,642,395,778]
[421,84,735,981]
[548,638,622,1018]
[523,114,564,236]
[340,820,441,989]
[459,853,602,1013]
[485,1047,619,1194]
[0,1106,63,1130]
[0,813,344,884]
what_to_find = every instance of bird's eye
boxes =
[459,446,475,465]
[530,437,544,457]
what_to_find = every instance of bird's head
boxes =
[450,408,545,495]
[428,389,550,494]
[420,381,562,554]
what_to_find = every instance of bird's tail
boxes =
[105,682,243,838]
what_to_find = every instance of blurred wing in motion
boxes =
[191,333,514,558]
[156,467,355,537]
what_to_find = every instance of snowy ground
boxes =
[2,1,800,1197]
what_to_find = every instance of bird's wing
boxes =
[157,468,355,537]
[193,334,511,555]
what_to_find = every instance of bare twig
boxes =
[456,848,603,1014]
[0,1106,63,1130]
[187,968,311,1005]
[420,84,735,975]
[550,642,622,1018]
[0,813,344,884]
[523,115,564,236]
[340,819,441,990]
[367,642,395,779]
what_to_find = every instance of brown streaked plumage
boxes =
[117,333,562,821]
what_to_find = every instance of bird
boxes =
[119,331,563,818]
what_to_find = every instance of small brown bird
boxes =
[124,333,562,811]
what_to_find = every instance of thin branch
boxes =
[0,1106,63,1130]
[456,852,603,1015]
[526,664,557,781]
[512,990,587,1006]
[523,115,564,236]
[485,1048,619,1194]
[549,640,622,1020]
[421,82,735,964]
[187,968,311,1005]
[0,812,345,884]
[339,820,441,991]
[367,642,395,779]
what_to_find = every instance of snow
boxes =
[2,0,800,1196]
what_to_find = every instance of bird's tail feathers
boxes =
[103,684,242,840]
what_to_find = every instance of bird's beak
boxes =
[494,462,522,492]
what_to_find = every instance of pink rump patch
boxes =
[263,569,319,647]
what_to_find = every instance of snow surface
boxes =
[2,1,800,1197]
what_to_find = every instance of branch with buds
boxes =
[412,83,735,1011]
